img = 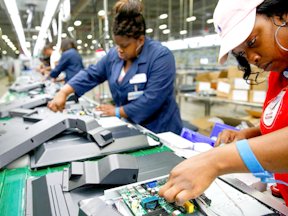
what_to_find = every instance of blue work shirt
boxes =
[68,37,182,134]
[50,48,84,83]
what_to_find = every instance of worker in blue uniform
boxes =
[48,0,182,134]
[49,38,84,83]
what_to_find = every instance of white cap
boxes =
[213,0,264,64]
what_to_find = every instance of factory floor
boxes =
[0,75,257,127]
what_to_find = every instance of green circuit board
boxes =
[119,177,199,216]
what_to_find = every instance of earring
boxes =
[275,23,288,52]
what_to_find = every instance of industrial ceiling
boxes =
[0,0,218,58]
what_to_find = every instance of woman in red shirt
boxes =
[159,0,288,206]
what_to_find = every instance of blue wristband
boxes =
[115,107,120,118]
[236,139,273,181]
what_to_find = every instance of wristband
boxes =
[115,107,120,118]
[236,139,273,181]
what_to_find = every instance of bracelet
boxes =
[236,139,273,181]
[115,107,120,118]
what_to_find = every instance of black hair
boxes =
[256,0,288,18]
[42,43,54,52]
[112,0,146,39]
[235,0,288,81]
[61,38,77,52]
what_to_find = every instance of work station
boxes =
[1,0,288,215]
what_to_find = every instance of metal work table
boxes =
[179,92,263,116]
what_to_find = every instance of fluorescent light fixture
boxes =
[159,14,168,19]
[162,29,170,34]
[52,18,58,36]
[159,24,167,30]
[206,18,214,24]
[183,34,220,49]
[87,34,92,39]
[162,40,188,50]
[77,39,82,44]
[4,0,31,57]
[33,0,61,56]
[32,35,38,40]
[180,30,188,35]
[186,16,196,22]
[98,10,105,16]
[161,34,220,51]
[74,20,82,26]
[146,28,153,33]
[68,26,74,31]
[47,29,52,42]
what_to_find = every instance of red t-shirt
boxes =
[260,71,288,206]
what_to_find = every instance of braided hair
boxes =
[112,0,146,39]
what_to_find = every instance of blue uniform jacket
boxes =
[50,48,84,83]
[68,37,182,134]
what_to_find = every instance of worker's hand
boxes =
[214,129,246,147]
[158,151,218,206]
[96,104,116,116]
[47,91,67,112]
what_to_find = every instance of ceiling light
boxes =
[90,45,94,49]
[4,0,31,57]
[52,18,58,36]
[92,40,97,44]
[159,24,167,30]
[2,35,8,40]
[180,30,188,35]
[98,10,105,16]
[84,43,88,47]
[32,35,38,40]
[186,16,196,22]
[74,20,82,26]
[87,34,92,39]
[206,19,214,24]
[15,50,19,54]
[162,29,170,34]
[2,50,7,55]
[77,39,82,44]
[146,28,153,33]
[79,50,83,54]
[35,26,41,31]
[77,45,82,49]
[33,0,61,56]
[61,33,67,38]
[68,26,74,31]
[159,14,168,19]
